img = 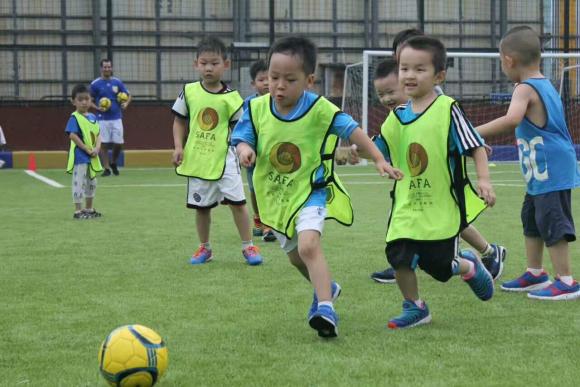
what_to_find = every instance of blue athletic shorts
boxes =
[521,190,576,247]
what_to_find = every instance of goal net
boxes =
[342,51,580,162]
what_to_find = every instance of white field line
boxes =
[24,170,65,188]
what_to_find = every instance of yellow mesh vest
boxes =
[382,95,486,242]
[250,95,353,238]
[177,82,243,180]
[66,112,103,179]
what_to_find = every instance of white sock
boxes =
[414,299,425,308]
[527,268,543,276]
[202,242,212,250]
[480,244,494,257]
[242,240,253,250]
[318,301,334,310]
[559,275,575,286]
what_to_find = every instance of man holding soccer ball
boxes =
[90,58,131,176]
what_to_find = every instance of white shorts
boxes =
[72,164,97,203]
[99,119,124,144]
[272,206,327,253]
[187,147,246,209]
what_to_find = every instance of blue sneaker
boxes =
[308,305,338,338]
[370,267,396,284]
[501,270,551,292]
[481,244,507,280]
[242,245,263,266]
[528,278,580,300]
[460,250,494,301]
[387,300,431,329]
[308,281,342,320]
[190,245,212,265]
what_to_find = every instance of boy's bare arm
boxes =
[172,116,187,166]
[349,128,403,179]
[471,146,495,207]
[477,84,532,137]
[69,132,90,153]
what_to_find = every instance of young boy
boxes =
[65,84,104,219]
[171,36,263,266]
[377,36,496,329]
[242,60,276,242]
[365,58,507,284]
[477,26,580,300]
[233,36,401,338]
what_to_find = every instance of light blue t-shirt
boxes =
[89,77,129,121]
[232,91,359,207]
[65,112,97,165]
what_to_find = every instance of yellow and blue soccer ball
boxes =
[98,324,168,387]
[117,92,129,104]
[99,97,112,111]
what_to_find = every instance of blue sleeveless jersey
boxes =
[515,78,580,195]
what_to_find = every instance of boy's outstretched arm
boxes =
[172,116,187,166]
[349,127,403,180]
[477,84,532,137]
[472,146,496,207]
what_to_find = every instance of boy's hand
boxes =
[172,148,183,166]
[477,177,496,207]
[238,145,256,168]
[121,102,128,110]
[375,159,404,180]
[90,146,100,157]
[348,144,360,165]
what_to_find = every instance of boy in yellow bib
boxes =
[172,36,263,266]
[65,84,103,219]
[378,36,497,329]
[233,36,402,338]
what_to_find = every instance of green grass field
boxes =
[1,163,579,386]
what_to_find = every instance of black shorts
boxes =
[521,190,576,247]
[385,237,459,282]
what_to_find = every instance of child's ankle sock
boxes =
[527,268,544,276]
[202,242,212,251]
[480,244,494,257]
[317,301,334,310]
[242,240,253,250]
[559,275,575,286]
[461,260,476,280]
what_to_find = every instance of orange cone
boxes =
[28,152,37,172]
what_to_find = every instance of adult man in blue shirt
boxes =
[90,59,131,176]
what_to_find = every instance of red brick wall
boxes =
[1,104,175,151]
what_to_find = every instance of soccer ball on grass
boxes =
[98,324,168,387]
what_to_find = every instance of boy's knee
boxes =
[297,236,320,260]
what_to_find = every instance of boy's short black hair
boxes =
[71,84,89,99]
[398,36,447,73]
[100,58,112,67]
[375,58,398,79]
[250,59,268,80]
[197,35,228,59]
[392,28,424,53]
[268,36,317,75]
[500,26,541,66]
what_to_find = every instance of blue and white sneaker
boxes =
[481,244,507,280]
[460,250,494,301]
[528,278,580,300]
[308,305,338,338]
[308,281,341,320]
[387,300,431,329]
[501,270,551,292]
